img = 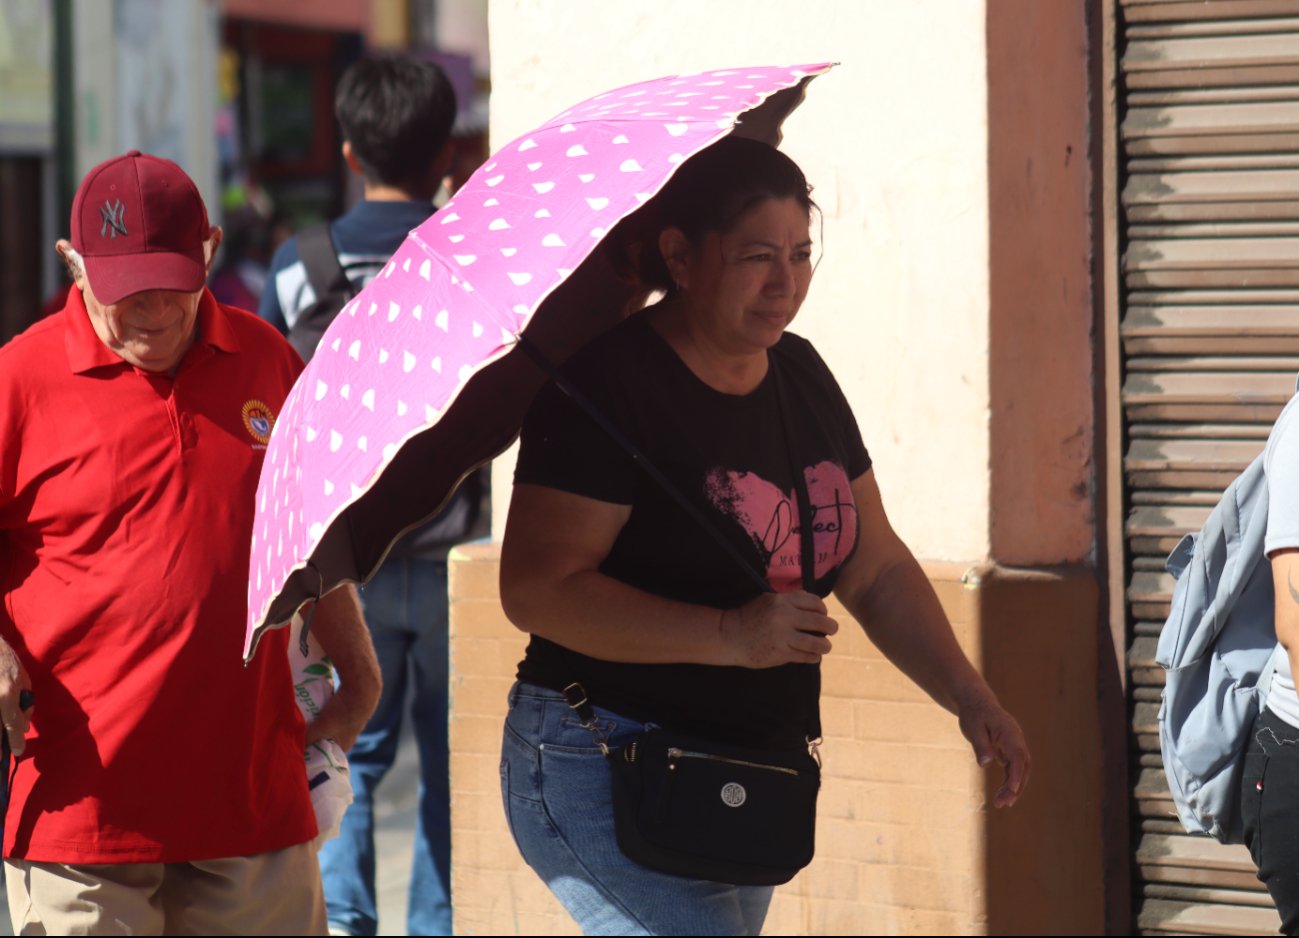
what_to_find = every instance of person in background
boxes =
[0,150,381,935]
[260,52,480,938]
[1242,392,1299,935]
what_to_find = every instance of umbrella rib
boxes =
[400,235,525,328]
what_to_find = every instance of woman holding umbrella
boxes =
[498,136,1029,936]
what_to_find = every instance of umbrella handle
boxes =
[297,561,327,658]
[516,335,773,596]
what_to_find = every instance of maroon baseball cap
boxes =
[70,150,212,305]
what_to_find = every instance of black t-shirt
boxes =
[513,313,871,747]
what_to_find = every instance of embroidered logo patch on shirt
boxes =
[241,399,275,444]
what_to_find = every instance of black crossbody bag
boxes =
[564,684,822,886]
[531,342,827,885]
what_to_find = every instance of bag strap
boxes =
[526,336,828,748]
[770,356,816,594]
[517,335,771,595]
[562,682,610,755]
[770,354,824,743]
[296,223,355,303]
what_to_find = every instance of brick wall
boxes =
[449,544,1002,936]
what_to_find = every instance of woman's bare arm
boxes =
[500,483,838,668]
[832,470,1030,807]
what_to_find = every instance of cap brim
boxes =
[84,249,207,306]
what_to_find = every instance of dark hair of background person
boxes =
[334,52,458,190]
[606,136,817,294]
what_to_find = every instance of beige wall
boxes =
[450,547,991,936]
[987,0,1096,566]
[450,546,1106,936]
[487,0,993,563]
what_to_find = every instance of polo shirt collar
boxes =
[196,289,239,356]
[65,287,239,375]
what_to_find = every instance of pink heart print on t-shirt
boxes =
[703,461,858,591]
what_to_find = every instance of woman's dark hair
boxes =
[335,53,458,191]
[607,136,814,293]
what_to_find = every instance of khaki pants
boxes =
[4,841,326,936]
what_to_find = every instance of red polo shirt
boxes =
[0,287,317,862]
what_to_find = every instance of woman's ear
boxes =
[657,228,690,290]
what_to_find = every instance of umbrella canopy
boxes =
[245,62,834,658]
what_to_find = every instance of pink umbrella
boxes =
[245,62,834,658]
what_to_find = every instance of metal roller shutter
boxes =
[1119,0,1299,933]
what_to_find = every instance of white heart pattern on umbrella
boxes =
[246,63,832,652]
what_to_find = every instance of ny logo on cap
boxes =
[100,200,127,239]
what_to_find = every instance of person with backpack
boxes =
[259,52,477,937]
[1242,392,1299,935]
[1155,382,1299,934]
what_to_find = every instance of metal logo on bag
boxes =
[720,782,746,808]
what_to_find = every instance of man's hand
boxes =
[302,586,381,752]
[0,638,33,756]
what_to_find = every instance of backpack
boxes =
[1157,450,1279,844]
[284,221,489,555]
[286,223,356,363]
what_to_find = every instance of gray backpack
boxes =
[1157,451,1278,844]
[286,223,356,364]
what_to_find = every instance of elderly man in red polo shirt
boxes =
[0,151,381,935]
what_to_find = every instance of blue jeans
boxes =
[499,682,774,936]
[319,557,452,936]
